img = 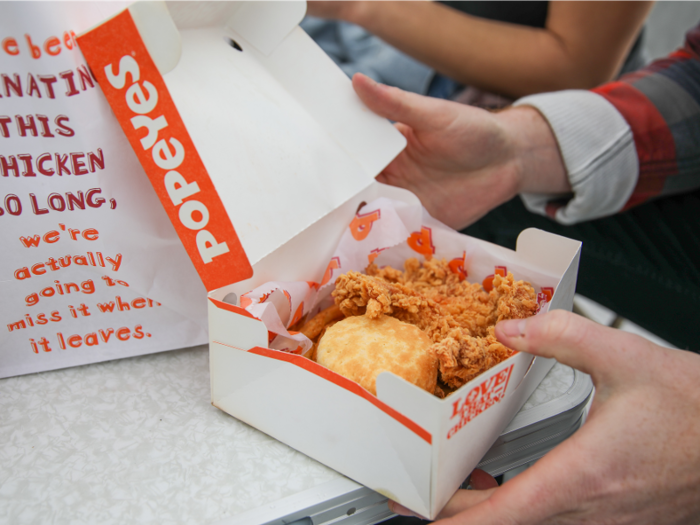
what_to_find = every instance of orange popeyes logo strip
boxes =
[242,345,432,444]
[77,10,252,291]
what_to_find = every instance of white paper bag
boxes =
[0,2,209,377]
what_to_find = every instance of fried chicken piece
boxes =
[491,272,539,322]
[427,271,539,388]
[368,259,496,336]
[333,260,538,389]
[333,271,447,334]
[432,327,516,388]
[368,258,460,290]
[334,271,419,318]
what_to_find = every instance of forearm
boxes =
[344,2,568,97]
[334,1,650,98]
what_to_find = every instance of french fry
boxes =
[288,314,308,333]
[300,304,344,340]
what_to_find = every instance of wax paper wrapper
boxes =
[240,197,558,355]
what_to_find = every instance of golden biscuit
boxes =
[316,315,437,396]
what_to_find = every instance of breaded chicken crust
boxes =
[332,258,538,389]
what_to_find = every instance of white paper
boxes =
[0,3,208,377]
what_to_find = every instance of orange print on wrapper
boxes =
[482,266,507,292]
[280,292,305,355]
[350,210,381,241]
[288,299,305,329]
[368,247,388,265]
[536,286,554,312]
[448,252,467,281]
[539,287,553,303]
[240,295,252,309]
[239,290,270,309]
[283,290,297,323]
[407,227,435,258]
[321,257,341,287]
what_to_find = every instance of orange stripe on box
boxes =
[242,345,432,444]
[77,10,252,291]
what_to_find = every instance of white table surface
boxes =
[0,345,576,525]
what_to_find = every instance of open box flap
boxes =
[138,1,310,74]
[77,1,406,292]
[515,228,581,311]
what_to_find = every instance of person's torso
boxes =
[437,0,549,27]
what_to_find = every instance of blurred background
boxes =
[646,1,700,59]
[568,1,700,350]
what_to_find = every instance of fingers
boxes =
[431,470,498,520]
[389,488,496,522]
[434,459,573,525]
[387,501,428,520]
[352,73,453,132]
[388,471,497,521]
[434,488,497,521]
[495,310,651,380]
[468,469,499,490]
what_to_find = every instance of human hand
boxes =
[352,73,570,230]
[390,310,700,524]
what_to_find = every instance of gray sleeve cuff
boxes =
[513,90,639,224]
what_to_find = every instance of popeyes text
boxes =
[101,55,229,266]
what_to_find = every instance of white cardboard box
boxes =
[208,221,581,520]
[78,2,581,519]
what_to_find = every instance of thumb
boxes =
[352,72,454,131]
[495,310,646,382]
